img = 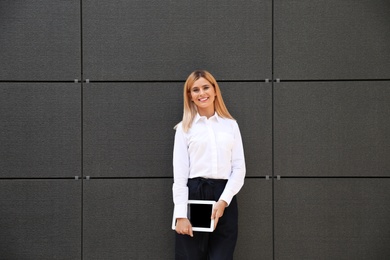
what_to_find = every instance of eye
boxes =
[192,88,199,93]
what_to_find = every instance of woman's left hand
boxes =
[211,200,228,229]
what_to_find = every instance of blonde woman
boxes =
[172,70,246,259]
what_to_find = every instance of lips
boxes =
[198,97,209,102]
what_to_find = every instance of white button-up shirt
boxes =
[172,113,246,219]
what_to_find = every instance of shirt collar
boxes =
[194,112,220,124]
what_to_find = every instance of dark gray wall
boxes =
[0,0,389,259]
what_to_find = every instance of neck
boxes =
[198,107,215,119]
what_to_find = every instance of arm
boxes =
[213,122,246,227]
[172,124,193,236]
[219,122,246,204]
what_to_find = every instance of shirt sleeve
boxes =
[172,124,190,219]
[219,121,246,205]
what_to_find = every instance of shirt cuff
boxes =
[173,203,188,219]
[219,189,235,206]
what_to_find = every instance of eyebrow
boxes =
[192,84,210,89]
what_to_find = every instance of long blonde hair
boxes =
[179,70,234,132]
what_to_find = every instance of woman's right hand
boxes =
[175,218,193,237]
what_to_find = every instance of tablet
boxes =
[172,200,216,232]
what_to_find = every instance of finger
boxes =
[211,207,217,219]
[214,216,219,230]
[214,207,224,219]
[176,225,184,235]
[183,224,190,234]
[183,223,193,237]
[175,226,181,234]
[176,227,187,235]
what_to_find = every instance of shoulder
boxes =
[174,121,183,131]
[174,122,191,138]
[219,117,238,127]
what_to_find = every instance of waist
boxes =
[188,177,227,185]
[187,177,227,200]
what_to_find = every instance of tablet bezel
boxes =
[172,200,216,232]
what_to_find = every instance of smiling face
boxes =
[189,77,216,117]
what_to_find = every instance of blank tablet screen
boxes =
[188,203,213,228]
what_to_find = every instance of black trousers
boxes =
[175,177,238,260]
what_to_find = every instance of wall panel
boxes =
[83,179,174,259]
[0,180,81,259]
[274,81,390,177]
[235,179,273,260]
[222,82,272,177]
[83,0,272,81]
[274,178,390,260]
[0,83,81,178]
[274,0,390,80]
[0,1,81,81]
[83,82,182,178]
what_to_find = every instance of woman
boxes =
[172,70,246,259]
